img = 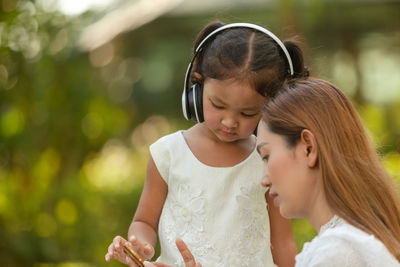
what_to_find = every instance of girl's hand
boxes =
[128,235,155,262]
[143,238,201,267]
[105,235,154,266]
[105,236,131,265]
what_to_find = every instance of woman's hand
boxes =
[105,235,154,266]
[144,238,201,267]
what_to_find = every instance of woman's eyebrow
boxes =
[256,142,268,154]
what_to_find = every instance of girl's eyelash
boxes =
[241,112,257,117]
[262,155,269,162]
[210,100,224,109]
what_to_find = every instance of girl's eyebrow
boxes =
[256,142,268,154]
[210,95,226,104]
[211,96,260,111]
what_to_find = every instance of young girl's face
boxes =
[256,120,319,219]
[202,78,265,143]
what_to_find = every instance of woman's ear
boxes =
[300,129,318,168]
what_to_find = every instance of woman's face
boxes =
[256,120,320,219]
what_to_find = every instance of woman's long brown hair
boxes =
[262,78,400,260]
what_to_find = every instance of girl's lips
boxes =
[221,130,236,137]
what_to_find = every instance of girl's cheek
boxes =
[204,111,219,126]
[202,105,214,121]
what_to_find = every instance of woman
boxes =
[145,78,400,266]
[256,78,400,266]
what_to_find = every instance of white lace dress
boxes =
[295,215,400,267]
[150,131,275,267]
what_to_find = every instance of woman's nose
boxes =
[261,172,271,188]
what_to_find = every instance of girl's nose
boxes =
[221,116,238,129]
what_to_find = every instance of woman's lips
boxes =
[269,192,279,206]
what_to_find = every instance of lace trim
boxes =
[319,215,344,234]
[158,182,271,266]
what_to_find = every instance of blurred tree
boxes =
[0,0,399,265]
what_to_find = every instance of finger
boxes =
[108,240,124,256]
[112,236,124,250]
[108,243,116,256]
[128,236,154,260]
[105,247,114,262]
[118,236,128,249]
[143,243,155,258]
[107,238,133,265]
[114,235,124,243]
[175,238,197,267]
[129,235,138,246]
[128,235,143,254]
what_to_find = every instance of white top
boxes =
[150,131,275,267]
[295,215,400,267]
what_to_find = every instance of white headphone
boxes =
[182,23,294,122]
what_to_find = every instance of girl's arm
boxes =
[266,193,297,267]
[129,156,168,260]
[106,156,167,265]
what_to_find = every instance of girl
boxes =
[105,21,308,267]
[257,78,400,265]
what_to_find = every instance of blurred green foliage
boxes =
[0,0,399,266]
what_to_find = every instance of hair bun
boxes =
[289,66,310,80]
[302,66,310,77]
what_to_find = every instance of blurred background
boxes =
[0,0,399,266]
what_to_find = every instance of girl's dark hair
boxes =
[191,21,309,98]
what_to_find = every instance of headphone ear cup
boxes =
[188,83,204,123]
[182,89,190,120]
[195,83,204,122]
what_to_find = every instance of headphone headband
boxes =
[194,23,294,75]
[182,22,294,121]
